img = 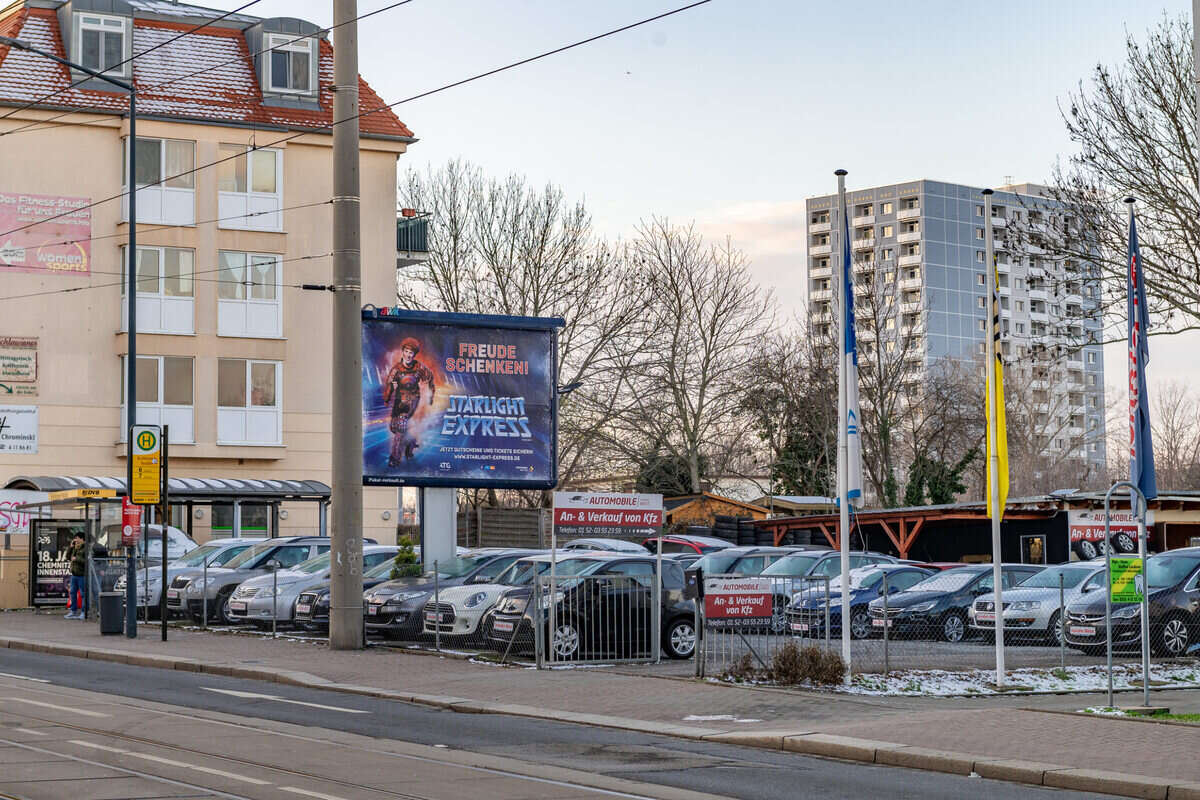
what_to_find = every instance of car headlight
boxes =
[463,592,489,609]
[1113,605,1141,619]
[1010,601,1041,611]
[383,591,425,607]
[907,601,937,613]
[184,581,201,595]
[258,587,276,598]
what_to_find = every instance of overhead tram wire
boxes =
[0,0,714,240]
[0,0,264,125]
[0,0,418,138]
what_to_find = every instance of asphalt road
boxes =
[0,648,1111,800]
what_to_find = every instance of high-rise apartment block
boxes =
[805,179,1106,475]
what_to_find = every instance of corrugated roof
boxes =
[0,8,412,139]
[4,475,330,499]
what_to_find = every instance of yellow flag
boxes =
[986,261,1009,520]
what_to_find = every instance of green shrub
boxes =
[390,536,422,579]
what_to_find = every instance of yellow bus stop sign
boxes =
[1110,557,1144,604]
[130,425,161,505]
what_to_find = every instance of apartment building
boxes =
[805,179,1106,475]
[0,0,415,541]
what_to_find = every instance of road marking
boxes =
[201,687,369,714]
[5,698,109,717]
[71,740,271,786]
[70,739,125,753]
[0,672,50,683]
[14,728,47,736]
[281,787,350,800]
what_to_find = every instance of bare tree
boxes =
[902,356,986,501]
[1147,381,1200,490]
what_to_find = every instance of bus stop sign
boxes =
[130,425,161,505]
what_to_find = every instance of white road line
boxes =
[0,672,50,683]
[70,739,126,753]
[131,752,272,785]
[5,698,109,717]
[201,687,369,714]
[12,728,47,736]
[280,787,351,800]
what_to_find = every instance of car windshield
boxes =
[907,570,979,593]
[1147,556,1200,589]
[831,569,884,591]
[293,553,332,574]
[365,560,395,579]
[428,555,491,579]
[223,542,278,569]
[174,543,225,567]
[494,558,598,586]
[1017,566,1091,589]
[693,552,742,575]
[761,554,822,576]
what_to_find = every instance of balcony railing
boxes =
[897,206,920,220]
[810,221,831,233]
[810,243,832,255]
[898,253,921,266]
[852,214,875,226]
[853,238,876,250]
[897,231,920,244]
[397,214,430,267]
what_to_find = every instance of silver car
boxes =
[969,561,1105,644]
[117,537,265,612]
[228,545,398,626]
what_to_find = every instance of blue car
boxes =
[786,564,934,640]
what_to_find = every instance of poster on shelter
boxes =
[362,312,558,488]
[0,192,91,275]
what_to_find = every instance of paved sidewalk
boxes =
[5,609,1200,797]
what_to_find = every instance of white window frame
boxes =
[121,245,195,335]
[217,146,283,231]
[264,34,317,95]
[75,13,128,77]
[122,136,196,226]
[217,359,283,446]
[121,355,195,443]
[217,251,283,338]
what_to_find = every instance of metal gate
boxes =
[531,572,662,666]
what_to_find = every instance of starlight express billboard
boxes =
[362,309,563,489]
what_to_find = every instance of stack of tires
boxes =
[712,515,740,543]
[685,524,713,539]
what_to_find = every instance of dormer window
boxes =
[266,34,315,93]
[77,13,129,76]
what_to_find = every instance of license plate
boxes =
[166,589,179,599]
[230,601,247,612]
[296,604,311,615]
[425,612,446,623]
[790,622,810,632]
[367,605,379,615]
[976,612,996,622]
[493,620,514,632]
[1070,625,1096,636]
[872,618,892,628]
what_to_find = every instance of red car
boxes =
[643,534,733,555]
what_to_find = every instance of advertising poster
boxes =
[0,192,91,275]
[362,310,562,488]
[703,577,773,627]
[31,519,86,605]
[553,492,664,538]
[1068,509,1154,558]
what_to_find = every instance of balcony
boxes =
[1029,288,1049,301]
[901,301,922,315]
[853,214,875,226]
[811,288,832,302]
[810,221,831,233]
[898,253,921,266]
[810,264,832,277]
[991,215,1008,227]
[810,243,832,256]
[897,231,921,244]
[397,214,430,268]
[897,206,920,220]
[853,238,876,250]
[900,276,922,291]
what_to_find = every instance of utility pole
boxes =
[329,0,364,649]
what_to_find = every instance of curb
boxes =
[2,634,1196,799]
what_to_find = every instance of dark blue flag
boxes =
[1128,213,1157,500]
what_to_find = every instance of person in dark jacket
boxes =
[65,533,88,619]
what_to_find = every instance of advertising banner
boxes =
[703,577,773,626]
[121,498,142,546]
[0,404,37,454]
[1068,509,1154,558]
[30,519,86,605]
[553,492,664,538]
[0,192,91,275]
[1109,557,1144,603]
[362,310,563,488]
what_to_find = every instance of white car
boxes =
[423,554,607,641]
[116,537,265,611]
[969,561,1105,644]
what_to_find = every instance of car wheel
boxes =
[849,607,872,640]
[770,599,788,634]
[664,618,696,659]
[216,589,238,625]
[1073,540,1099,560]
[550,620,581,660]
[1157,616,1191,657]
[1110,531,1137,554]
[940,612,966,643]
[1046,611,1064,646]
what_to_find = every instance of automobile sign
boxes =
[1109,557,1144,603]
[552,492,664,537]
[703,577,773,625]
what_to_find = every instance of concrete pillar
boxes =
[422,488,457,566]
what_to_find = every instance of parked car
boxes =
[560,538,649,553]
[116,537,265,614]
[1064,548,1200,657]
[296,557,398,631]
[664,552,702,569]
[787,564,934,640]
[422,554,605,643]
[362,548,543,639]
[868,563,1044,642]
[102,523,198,563]
[487,554,698,659]
[227,545,399,626]
[970,561,1104,644]
[643,534,733,555]
[689,546,827,579]
[166,536,375,623]
[752,550,900,632]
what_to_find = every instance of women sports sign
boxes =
[361,309,563,488]
[0,192,91,274]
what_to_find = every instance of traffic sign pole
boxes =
[160,426,169,642]
[128,424,162,639]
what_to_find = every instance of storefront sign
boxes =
[0,192,91,275]
[0,336,37,397]
[130,425,162,505]
[1110,557,1144,603]
[553,492,664,537]
[703,577,773,625]
[0,404,37,454]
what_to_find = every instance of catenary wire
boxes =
[0,0,417,138]
[0,0,714,240]
[0,0,264,125]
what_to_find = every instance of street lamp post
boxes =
[0,36,138,635]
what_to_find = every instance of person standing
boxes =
[64,532,88,620]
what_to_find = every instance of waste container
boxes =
[99,592,124,635]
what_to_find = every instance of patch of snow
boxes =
[682,714,763,723]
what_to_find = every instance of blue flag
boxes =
[839,194,863,507]
[1128,213,1157,500]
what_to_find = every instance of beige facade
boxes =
[0,110,409,542]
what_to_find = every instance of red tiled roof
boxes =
[0,8,413,139]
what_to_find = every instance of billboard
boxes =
[362,309,563,488]
[0,192,91,275]
[553,492,664,538]
[1067,508,1154,558]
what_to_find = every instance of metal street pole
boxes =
[835,169,851,680]
[329,0,364,649]
[984,188,1005,686]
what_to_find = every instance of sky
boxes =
[218,0,1198,411]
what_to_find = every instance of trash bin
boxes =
[99,592,124,635]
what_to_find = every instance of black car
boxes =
[1064,548,1200,657]
[295,557,397,631]
[688,545,827,580]
[867,564,1044,642]
[486,555,697,660]
[361,548,542,639]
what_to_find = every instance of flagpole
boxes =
[983,188,1005,686]
[1127,196,1152,707]
[835,169,851,680]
